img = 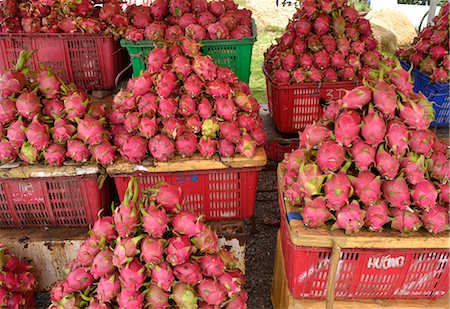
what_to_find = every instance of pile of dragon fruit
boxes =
[0,50,116,166]
[0,244,37,308]
[50,178,247,308]
[264,0,380,84]
[397,1,449,83]
[280,58,449,235]
[110,38,266,163]
[0,0,127,35]
[123,0,253,42]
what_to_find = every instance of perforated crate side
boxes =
[112,167,260,220]
[0,175,108,227]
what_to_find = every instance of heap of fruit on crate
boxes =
[49,179,247,308]
[0,245,37,308]
[280,58,449,235]
[0,50,115,166]
[264,0,380,84]
[111,38,265,163]
[398,1,449,83]
[0,0,254,41]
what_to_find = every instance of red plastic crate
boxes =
[277,181,449,299]
[265,140,299,162]
[0,175,111,227]
[0,33,128,90]
[264,67,357,133]
[112,167,261,220]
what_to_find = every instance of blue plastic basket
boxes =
[400,60,449,127]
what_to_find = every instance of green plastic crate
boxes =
[120,20,257,83]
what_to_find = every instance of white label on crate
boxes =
[324,88,347,101]
[367,255,406,270]
[19,182,34,194]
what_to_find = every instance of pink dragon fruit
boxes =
[184,74,204,97]
[0,140,17,163]
[96,273,120,303]
[151,262,174,291]
[316,139,345,173]
[145,283,169,308]
[0,98,17,124]
[219,122,241,143]
[141,237,164,265]
[385,120,409,157]
[64,90,89,121]
[391,208,422,233]
[184,115,202,134]
[295,162,326,198]
[120,135,148,164]
[439,184,450,203]
[199,254,225,277]
[382,175,411,210]
[175,133,198,157]
[89,217,116,245]
[427,151,449,182]
[420,206,449,234]
[66,139,90,163]
[119,258,146,292]
[165,236,192,266]
[401,153,426,185]
[299,122,330,150]
[113,235,145,268]
[409,129,435,158]
[236,133,256,158]
[218,139,235,157]
[372,80,397,118]
[215,98,237,121]
[151,183,183,212]
[42,98,64,118]
[138,116,158,140]
[332,201,366,235]
[171,282,198,308]
[19,142,40,164]
[6,118,26,149]
[192,226,219,253]
[198,137,218,158]
[38,69,61,98]
[340,86,372,110]
[171,212,205,237]
[172,55,192,78]
[148,134,175,162]
[411,179,438,211]
[398,100,431,131]
[192,56,217,81]
[158,97,178,119]
[90,141,115,166]
[207,80,232,98]
[23,117,50,151]
[114,199,139,238]
[156,70,177,99]
[90,248,115,279]
[44,143,66,166]
[63,267,94,293]
[117,289,145,309]
[141,204,168,238]
[76,115,106,145]
[350,171,381,206]
[360,105,386,146]
[302,196,334,227]
[218,272,242,297]
[16,91,40,120]
[376,144,400,179]
[137,93,158,117]
[334,110,361,147]
[173,262,202,284]
[0,71,25,96]
[324,171,352,211]
[364,200,389,232]
[350,138,376,171]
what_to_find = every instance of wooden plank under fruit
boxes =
[107,146,267,175]
[271,231,449,309]
[277,164,449,249]
[0,163,100,179]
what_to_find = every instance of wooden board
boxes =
[271,231,450,309]
[0,163,100,179]
[107,146,267,175]
[277,164,450,249]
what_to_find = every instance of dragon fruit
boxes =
[64,90,88,121]
[381,175,411,210]
[411,180,438,211]
[420,206,449,234]
[90,141,115,166]
[199,254,224,278]
[173,262,202,285]
[97,274,120,304]
[391,208,422,233]
[67,139,90,163]
[350,171,381,206]
[236,133,256,158]
[324,171,352,211]
[334,110,361,147]
[360,105,386,146]
[409,129,435,158]
[148,134,175,162]
[44,143,66,166]
[296,162,326,198]
[165,236,192,266]
[38,69,61,98]
[91,248,115,279]
[332,201,366,235]
[141,204,168,238]
[198,136,218,158]
[151,262,175,292]
[299,123,330,150]
[119,258,146,292]
[76,116,105,146]
[192,56,217,81]
[340,86,372,110]
[63,267,94,293]
[316,140,345,173]
[401,153,426,185]
[23,117,50,151]
[0,98,17,124]
[0,140,17,163]
[141,237,164,265]
[376,144,400,179]
[145,283,169,308]
[302,196,334,227]
[16,91,40,120]
[192,226,219,253]
[385,120,409,157]
[350,138,376,172]
[364,200,389,232]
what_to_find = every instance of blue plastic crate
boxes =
[400,59,449,127]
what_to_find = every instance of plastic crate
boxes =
[400,60,449,127]
[0,175,111,227]
[120,20,257,83]
[277,166,449,299]
[112,167,261,220]
[0,33,128,90]
[265,140,299,162]
[264,66,358,134]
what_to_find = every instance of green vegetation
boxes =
[249,30,282,104]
